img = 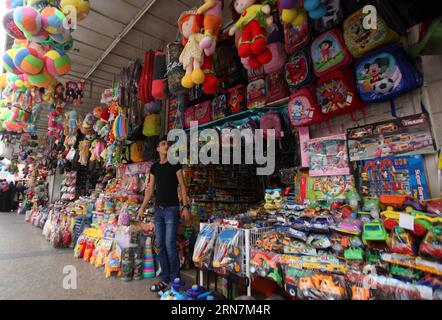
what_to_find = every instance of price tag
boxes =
[399,213,414,231]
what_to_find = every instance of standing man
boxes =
[138,136,190,294]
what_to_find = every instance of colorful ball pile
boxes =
[44,50,71,76]
[13,6,42,37]
[14,47,45,75]
[41,6,67,35]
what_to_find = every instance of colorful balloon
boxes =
[41,7,67,35]
[44,50,71,76]
[3,49,20,74]
[2,10,26,40]
[14,47,45,75]
[13,6,42,38]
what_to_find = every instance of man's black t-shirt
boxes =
[150,162,182,208]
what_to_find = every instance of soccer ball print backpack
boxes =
[354,44,423,103]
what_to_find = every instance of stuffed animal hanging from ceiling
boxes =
[197,0,224,56]
[229,0,273,70]
[178,10,205,89]
[65,81,77,104]
[76,80,85,105]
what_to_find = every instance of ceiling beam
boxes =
[82,0,157,80]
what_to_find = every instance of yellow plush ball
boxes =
[60,0,90,22]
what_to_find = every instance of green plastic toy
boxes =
[362,220,387,245]
[344,248,364,261]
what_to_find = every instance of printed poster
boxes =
[360,155,429,201]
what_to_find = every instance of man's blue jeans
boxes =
[154,206,180,283]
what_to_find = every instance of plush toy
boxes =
[3,48,20,74]
[14,47,44,75]
[228,0,273,69]
[65,80,77,103]
[197,0,223,56]
[28,68,54,88]
[68,110,77,136]
[78,140,91,166]
[13,6,42,38]
[280,0,308,26]
[304,0,327,19]
[60,0,90,22]
[6,0,25,9]
[41,6,67,35]
[2,10,26,40]
[178,10,205,89]
[75,80,85,105]
[53,82,64,102]
[44,50,71,76]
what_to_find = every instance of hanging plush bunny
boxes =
[228,0,273,70]
[178,10,206,89]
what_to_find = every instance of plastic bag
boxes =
[192,224,217,270]
[212,228,240,275]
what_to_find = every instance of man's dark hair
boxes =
[156,135,168,148]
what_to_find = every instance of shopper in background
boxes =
[0,180,11,212]
[138,136,190,295]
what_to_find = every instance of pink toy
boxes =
[198,0,223,56]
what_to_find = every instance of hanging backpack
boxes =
[285,48,315,91]
[282,9,311,54]
[184,106,195,129]
[166,42,186,95]
[310,29,352,77]
[264,42,287,75]
[260,112,283,146]
[194,101,212,126]
[247,79,267,109]
[168,95,186,130]
[152,51,168,100]
[316,67,365,119]
[354,43,423,103]
[266,70,289,103]
[130,141,145,163]
[268,10,284,43]
[228,85,246,115]
[312,0,345,35]
[288,85,324,127]
[138,51,155,104]
[212,95,228,120]
[343,5,399,58]
[142,114,161,137]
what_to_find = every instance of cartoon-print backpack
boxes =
[260,112,283,148]
[312,0,345,34]
[355,43,423,103]
[212,94,228,120]
[194,101,212,126]
[343,5,399,58]
[310,29,352,77]
[288,85,324,127]
[266,70,289,103]
[316,67,365,118]
[282,4,311,54]
[247,79,267,109]
[285,48,315,91]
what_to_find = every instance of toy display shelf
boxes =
[382,253,442,276]
[184,98,289,132]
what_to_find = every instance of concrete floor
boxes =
[0,212,194,300]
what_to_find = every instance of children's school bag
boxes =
[247,79,267,109]
[311,29,351,77]
[343,6,399,58]
[184,106,195,129]
[288,85,324,127]
[282,4,311,55]
[316,67,365,118]
[212,94,228,120]
[266,70,289,102]
[264,42,287,75]
[285,48,314,91]
[260,112,283,143]
[142,114,161,137]
[130,141,145,163]
[168,95,186,130]
[354,44,423,103]
[312,0,345,34]
[194,101,212,126]
[228,85,246,115]
[166,42,186,95]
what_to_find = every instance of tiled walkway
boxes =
[0,212,176,300]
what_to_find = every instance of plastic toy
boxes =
[310,216,335,233]
[334,218,362,236]
[362,219,387,245]
[351,286,371,300]
[249,250,282,284]
[160,278,191,300]
[390,265,423,282]
[192,224,217,269]
[306,234,332,249]
[197,0,223,56]
[379,195,409,210]
[425,199,442,215]
[344,248,364,261]
[419,227,442,259]
[304,0,327,19]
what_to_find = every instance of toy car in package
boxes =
[212,228,241,275]
[297,273,350,300]
[192,224,217,270]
